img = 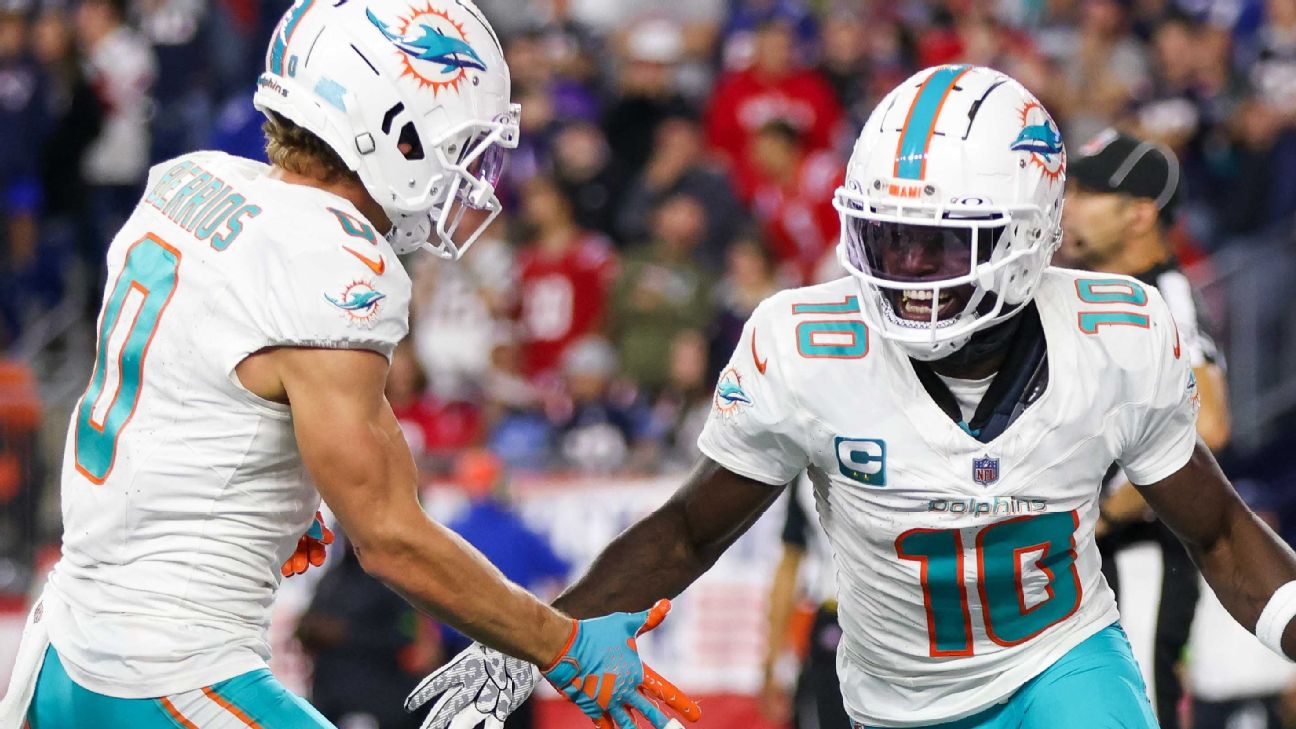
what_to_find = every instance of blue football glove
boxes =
[541,599,699,729]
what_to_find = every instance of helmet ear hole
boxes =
[398,122,425,161]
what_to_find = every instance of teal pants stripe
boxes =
[29,646,335,728]
[861,623,1157,729]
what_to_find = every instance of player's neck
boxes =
[269,165,391,235]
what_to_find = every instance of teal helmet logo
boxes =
[366,5,486,94]
[1011,101,1065,184]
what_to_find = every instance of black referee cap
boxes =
[1069,128,1182,224]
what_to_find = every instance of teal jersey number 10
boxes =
[74,235,182,484]
[896,510,1082,657]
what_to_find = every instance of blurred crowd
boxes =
[4,0,1296,478]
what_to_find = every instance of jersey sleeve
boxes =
[259,243,411,359]
[1116,286,1201,485]
[1154,269,1217,369]
[696,298,809,486]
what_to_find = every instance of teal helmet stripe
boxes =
[894,64,972,180]
[269,0,317,76]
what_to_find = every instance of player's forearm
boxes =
[315,410,569,665]
[1142,443,1296,656]
[554,458,783,619]
[355,513,571,665]
[553,501,715,618]
[1187,501,1296,647]
[554,454,782,617]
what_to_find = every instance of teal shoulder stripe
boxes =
[895,65,971,180]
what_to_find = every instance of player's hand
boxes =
[281,511,334,577]
[543,599,700,729]
[405,642,538,729]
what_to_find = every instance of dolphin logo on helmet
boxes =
[1010,120,1062,159]
[366,8,487,73]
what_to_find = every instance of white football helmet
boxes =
[834,65,1065,361]
[253,0,519,260]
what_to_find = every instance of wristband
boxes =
[1256,581,1296,656]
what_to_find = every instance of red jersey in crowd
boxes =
[392,397,483,459]
[750,149,845,283]
[705,67,844,199]
[517,233,618,378]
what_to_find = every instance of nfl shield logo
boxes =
[973,456,1000,486]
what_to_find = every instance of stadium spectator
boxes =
[74,0,156,264]
[481,327,552,474]
[1213,0,1296,235]
[602,17,694,178]
[0,4,42,345]
[1052,0,1151,144]
[707,233,781,376]
[410,217,517,400]
[550,121,628,240]
[548,336,648,474]
[641,329,713,471]
[615,112,748,269]
[705,18,844,200]
[387,343,483,472]
[746,119,844,284]
[139,0,210,163]
[515,176,618,380]
[31,3,101,308]
[608,192,714,392]
[719,0,819,71]
[815,7,869,118]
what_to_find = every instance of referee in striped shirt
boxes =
[1061,129,1231,729]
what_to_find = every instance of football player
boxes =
[410,65,1296,729]
[0,2,693,728]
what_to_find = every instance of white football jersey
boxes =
[45,151,411,698]
[698,268,1198,727]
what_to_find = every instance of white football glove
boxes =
[405,642,541,729]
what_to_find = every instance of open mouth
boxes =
[887,286,969,323]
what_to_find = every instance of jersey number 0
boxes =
[74,235,182,483]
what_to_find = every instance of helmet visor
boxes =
[845,218,1003,284]
[457,132,507,209]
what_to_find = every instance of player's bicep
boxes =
[1134,440,1237,550]
[278,347,416,543]
[667,456,788,565]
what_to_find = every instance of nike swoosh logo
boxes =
[343,246,385,275]
[752,329,768,375]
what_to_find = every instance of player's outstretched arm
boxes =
[553,455,786,619]
[1137,440,1296,657]
[259,346,691,729]
[271,346,570,663]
